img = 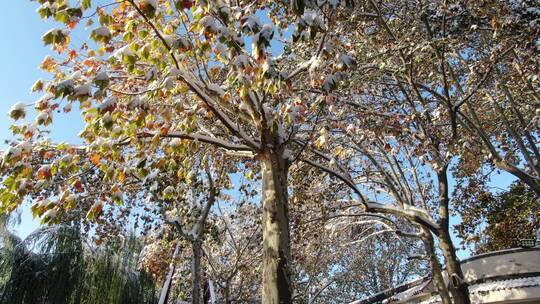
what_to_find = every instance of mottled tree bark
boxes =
[260,150,292,304]
[420,227,451,304]
[192,240,203,304]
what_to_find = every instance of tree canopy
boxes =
[0,0,538,303]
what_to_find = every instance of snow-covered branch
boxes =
[139,131,252,152]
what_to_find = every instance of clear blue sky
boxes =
[0,2,517,258]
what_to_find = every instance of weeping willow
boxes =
[0,218,156,304]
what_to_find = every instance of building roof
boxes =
[351,247,540,304]
[413,275,540,304]
[469,275,540,295]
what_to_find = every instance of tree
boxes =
[454,181,540,254]
[205,201,262,303]
[2,0,538,303]
[0,220,156,304]
[291,1,539,302]
[0,1,366,301]
[167,167,216,304]
[288,162,427,303]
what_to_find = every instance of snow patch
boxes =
[74,83,92,97]
[96,70,109,81]
[93,26,111,37]
[42,208,58,219]
[2,146,22,162]
[98,96,117,111]
[8,102,26,119]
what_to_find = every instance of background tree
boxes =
[288,164,427,303]
[167,166,217,304]
[205,201,262,303]
[291,0,539,302]
[0,219,156,304]
[454,181,540,254]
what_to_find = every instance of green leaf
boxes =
[123,31,134,43]
[54,11,69,24]
[38,5,54,19]
[31,79,45,92]
[98,14,113,26]
[90,26,112,44]
[140,45,151,59]
[82,0,92,10]
[138,29,149,39]
[42,28,69,46]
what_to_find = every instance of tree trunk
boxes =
[439,230,470,304]
[192,240,203,304]
[224,283,230,304]
[159,244,180,304]
[437,168,470,304]
[260,150,292,304]
[420,227,451,304]
[203,278,210,304]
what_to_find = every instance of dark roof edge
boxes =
[459,246,540,264]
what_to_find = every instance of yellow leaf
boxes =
[89,153,101,166]
[117,170,126,182]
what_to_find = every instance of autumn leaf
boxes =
[117,170,126,182]
[40,56,57,72]
[72,180,84,193]
[68,50,78,60]
[36,165,52,180]
[89,153,101,166]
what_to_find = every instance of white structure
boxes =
[352,247,540,304]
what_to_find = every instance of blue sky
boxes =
[0,2,86,143]
[0,2,50,236]
[0,2,85,237]
[0,2,518,259]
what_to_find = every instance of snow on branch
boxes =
[301,157,440,234]
[365,201,440,233]
[128,0,259,151]
[191,167,217,240]
[140,131,253,152]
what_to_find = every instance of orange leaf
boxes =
[69,50,78,60]
[39,150,55,159]
[159,126,169,136]
[41,56,57,72]
[90,153,101,166]
[83,58,95,67]
[117,170,126,182]
[68,21,79,29]
[37,166,52,179]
